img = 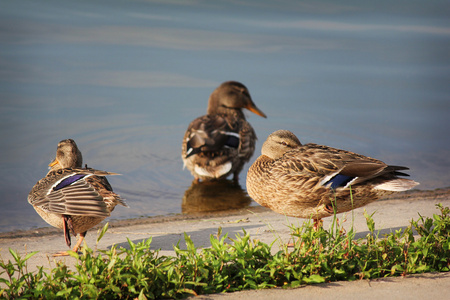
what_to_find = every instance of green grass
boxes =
[1,203,450,299]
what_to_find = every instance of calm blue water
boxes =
[1,0,449,232]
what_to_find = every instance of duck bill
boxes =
[246,103,267,118]
[48,158,59,167]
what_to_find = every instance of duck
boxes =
[182,81,267,183]
[28,139,127,256]
[246,130,419,227]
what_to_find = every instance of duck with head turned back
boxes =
[246,130,419,228]
[182,81,267,183]
[28,139,128,256]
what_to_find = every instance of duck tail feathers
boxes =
[374,178,419,192]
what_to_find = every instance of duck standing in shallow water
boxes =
[28,139,127,256]
[182,81,267,183]
[246,130,419,227]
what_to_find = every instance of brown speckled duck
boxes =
[182,81,266,182]
[246,130,419,227]
[28,139,127,256]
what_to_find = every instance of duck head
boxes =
[48,139,83,170]
[261,130,302,159]
[207,81,267,119]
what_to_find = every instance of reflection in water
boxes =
[182,180,252,215]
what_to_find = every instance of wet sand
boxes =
[1,188,449,298]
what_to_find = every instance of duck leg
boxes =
[53,231,87,256]
[53,216,83,257]
[71,231,87,253]
[232,173,239,183]
[62,215,72,247]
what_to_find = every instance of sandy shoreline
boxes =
[1,187,450,298]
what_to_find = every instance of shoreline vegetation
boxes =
[1,188,450,299]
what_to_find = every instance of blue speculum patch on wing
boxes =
[54,174,86,191]
[225,134,240,148]
[326,174,354,189]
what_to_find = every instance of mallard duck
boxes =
[246,130,419,226]
[182,81,267,182]
[28,139,127,256]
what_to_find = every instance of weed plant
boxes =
[1,204,449,299]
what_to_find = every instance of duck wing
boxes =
[280,143,409,189]
[182,114,257,180]
[236,118,257,161]
[28,168,119,217]
[183,115,239,158]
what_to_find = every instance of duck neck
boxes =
[214,106,246,120]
